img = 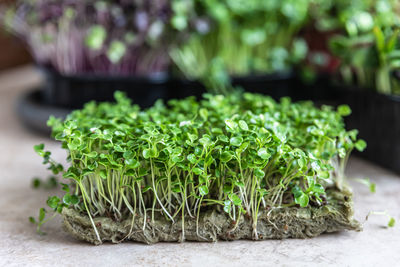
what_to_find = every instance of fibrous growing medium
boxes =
[33,92,365,244]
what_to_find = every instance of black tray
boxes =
[41,67,171,109]
[300,79,400,174]
[170,71,296,101]
[341,89,400,174]
[17,88,72,135]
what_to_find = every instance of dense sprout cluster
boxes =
[35,92,366,240]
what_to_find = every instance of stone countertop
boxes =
[0,66,399,267]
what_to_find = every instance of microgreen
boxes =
[29,159,80,234]
[366,211,396,228]
[33,91,364,241]
[354,177,376,193]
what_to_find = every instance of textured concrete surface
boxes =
[0,66,399,267]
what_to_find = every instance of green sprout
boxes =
[354,177,376,193]
[29,181,80,234]
[32,91,365,242]
[366,211,396,228]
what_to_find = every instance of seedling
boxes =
[32,91,366,243]
[366,211,396,228]
[353,177,376,193]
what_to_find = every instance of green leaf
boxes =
[99,169,107,179]
[187,154,197,164]
[337,105,352,116]
[56,204,66,214]
[230,136,243,147]
[47,196,60,210]
[297,157,307,168]
[369,183,376,193]
[257,188,268,197]
[33,144,45,156]
[60,183,70,193]
[292,185,302,197]
[318,171,330,179]
[193,168,202,175]
[199,136,212,147]
[34,143,44,153]
[172,183,182,193]
[39,208,46,222]
[373,26,385,53]
[254,168,265,179]
[388,217,396,227]
[386,29,399,52]
[199,185,209,196]
[355,139,367,152]
[63,194,79,205]
[236,142,249,154]
[312,184,325,194]
[199,108,208,120]
[125,158,140,168]
[294,192,309,207]
[257,148,271,160]
[238,120,249,131]
[114,145,125,152]
[125,169,136,176]
[225,119,237,131]
[143,148,155,159]
[223,184,232,194]
[229,194,242,206]
[32,178,41,189]
[142,186,152,193]
[338,148,346,158]
[220,151,233,162]
[86,151,98,158]
[82,168,94,177]
[29,217,36,224]
[188,133,198,143]
[138,168,148,177]
[172,155,184,163]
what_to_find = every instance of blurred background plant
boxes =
[2,0,173,76]
[306,0,400,95]
[329,26,400,95]
[170,0,310,93]
[1,0,400,93]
